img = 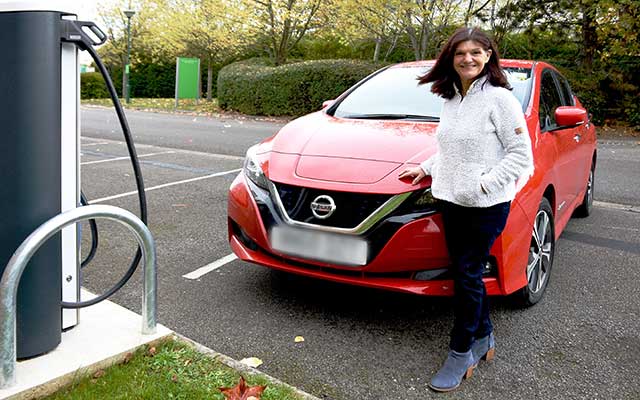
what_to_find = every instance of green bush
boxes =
[217,58,382,116]
[106,61,222,100]
[625,96,640,128]
[80,72,109,99]
[561,68,608,125]
[130,62,176,98]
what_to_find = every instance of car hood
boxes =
[266,112,439,187]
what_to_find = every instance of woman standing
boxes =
[399,27,533,392]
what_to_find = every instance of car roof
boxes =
[389,59,536,69]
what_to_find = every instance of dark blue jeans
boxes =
[440,200,511,353]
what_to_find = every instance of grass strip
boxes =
[83,98,220,114]
[43,337,304,400]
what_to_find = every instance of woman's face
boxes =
[453,40,492,85]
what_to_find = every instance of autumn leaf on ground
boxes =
[220,376,266,400]
[294,336,304,343]
[122,352,134,364]
[239,357,263,368]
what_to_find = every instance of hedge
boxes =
[81,62,221,100]
[80,72,110,99]
[217,58,381,116]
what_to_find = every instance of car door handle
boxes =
[574,134,581,142]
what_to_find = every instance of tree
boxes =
[497,0,640,124]
[330,0,407,62]
[248,0,326,65]
[402,0,463,61]
[157,0,257,100]
[95,0,175,94]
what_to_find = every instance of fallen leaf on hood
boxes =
[220,376,266,400]
[239,357,263,368]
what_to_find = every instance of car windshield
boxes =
[332,65,532,120]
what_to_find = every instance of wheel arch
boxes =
[542,185,556,216]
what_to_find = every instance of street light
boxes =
[123,9,135,104]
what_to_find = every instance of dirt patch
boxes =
[597,125,640,140]
[210,109,295,123]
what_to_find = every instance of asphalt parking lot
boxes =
[79,108,640,399]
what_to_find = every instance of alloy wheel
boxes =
[585,170,594,206]
[528,209,553,294]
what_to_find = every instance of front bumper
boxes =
[227,173,503,296]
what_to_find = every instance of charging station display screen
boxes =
[176,57,200,99]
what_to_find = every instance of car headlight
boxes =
[243,147,269,189]
[394,187,438,216]
[413,188,437,207]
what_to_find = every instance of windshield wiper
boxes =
[343,113,440,121]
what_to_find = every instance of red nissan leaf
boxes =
[227,60,596,306]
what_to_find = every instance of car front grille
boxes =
[273,182,392,229]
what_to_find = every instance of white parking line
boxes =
[594,200,640,213]
[89,168,242,203]
[81,151,175,165]
[81,141,111,146]
[183,254,238,279]
[80,136,244,160]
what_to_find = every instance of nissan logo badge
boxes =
[310,195,336,219]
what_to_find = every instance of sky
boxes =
[76,0,117,22]
[75,1,121,64]
[0,0,119,63]
[77,2,100,20]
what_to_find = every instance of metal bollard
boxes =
[0,205,157,388]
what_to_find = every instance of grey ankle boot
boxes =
[471,332,495,365]
[428,349,476,392]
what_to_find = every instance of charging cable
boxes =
[61,19,148,308]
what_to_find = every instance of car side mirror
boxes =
[555,106,587,127]
[321,99,335,109]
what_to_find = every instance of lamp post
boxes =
[123,9,135,104]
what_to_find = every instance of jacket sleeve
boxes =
[480,91,534,194]
[420,153,439,177]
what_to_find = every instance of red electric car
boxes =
[227,60,596,306]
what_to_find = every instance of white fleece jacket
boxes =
[420,76,534,208]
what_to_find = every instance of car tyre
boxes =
[573,164,594,218]
[513,197,555,307]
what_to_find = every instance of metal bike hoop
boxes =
[0,205,157,388]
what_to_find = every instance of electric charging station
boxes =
[0,1,83,358]
[0,2,156,389]
[0,0,151,365]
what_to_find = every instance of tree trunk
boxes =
[465,0,475,25]
[373,38,381,62]
[121,57,126,98]
[420,24,428,60]
[580,1,597,73]
[207,62,213,102]
[275,19,291,65]
[406,25,420,60]
[275,50,287,66]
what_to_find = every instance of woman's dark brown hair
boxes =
[419,27,509,99]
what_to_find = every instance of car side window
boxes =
[554,72,575,107]
[539,70,562,132]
